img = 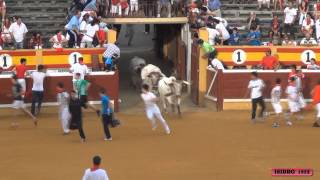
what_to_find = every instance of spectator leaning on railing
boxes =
[259,50,279,70]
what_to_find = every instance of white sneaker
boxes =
[104,137,112,141]
[287,121,293,126]
[272,123,280,128]
[152,125,158,131]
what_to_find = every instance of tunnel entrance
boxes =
[115,23,187,110]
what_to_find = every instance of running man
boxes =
[30,64,46,116]
[56,82,71,135]
[69,90,86,142]
[74,73,100,116]
[10,74,36,128]
[245,72,266,123]
[285,77,299,125]
[310,80,320,127]
[141,84,171,135]
[270,78,283,127]
[12,58,28,95]
[99,89,113,141]
[295,69,306,111]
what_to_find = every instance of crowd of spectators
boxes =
[189,0,320,47]
[0,0,189,50]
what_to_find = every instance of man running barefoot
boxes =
[141,84,171,135]
[10,74,36,128]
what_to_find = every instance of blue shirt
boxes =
[84,0,97,11]
[101,95,111,115]
[66,16,80,30]
[105,57,112,65]
[229,33,240,45]
[247,31,261,46]
[208,0,221,10]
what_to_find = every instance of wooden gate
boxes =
[191,41,199,104]
[177,39,186,80]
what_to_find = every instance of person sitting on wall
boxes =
[197,39,215,59]
[259,50,279,70]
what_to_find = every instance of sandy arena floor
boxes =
[0,107,320,180]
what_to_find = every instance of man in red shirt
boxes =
[260,50,279,70]
[13,58,27,94]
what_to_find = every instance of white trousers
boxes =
[146,106,170,133]
[17,79,26,93]
[59,107,71,133]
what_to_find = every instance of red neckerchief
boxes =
[57,33,62,43]
[90,165,99,172]
[306,17,311,25]
[296,73,305,79]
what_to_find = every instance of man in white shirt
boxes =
[30,64,46,116]
[82,155,109,180]
[206,26,220,45]
[81,18,99,48]
[49,30,67,49]
[70,57,89,81]
[246,72,266,122]
[283,2,297,37]
[285,77,300,125]
[213,18,230,45]
[9,16,28,49]
[270,78,282,127]
[141,84,171,135]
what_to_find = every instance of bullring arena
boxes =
[1,0,320,179]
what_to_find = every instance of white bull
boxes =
[129,56,146,89]
[141,64,165,94]
[158,76,186,116]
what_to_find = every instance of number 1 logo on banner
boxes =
[0,54,13,69]
[232,49,247,65]
[301,50,316,65]
[68,52,83,66]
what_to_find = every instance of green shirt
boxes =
[76,79,89,96]
[202,42,214,54]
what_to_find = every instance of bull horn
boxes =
[182,81,191,85]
